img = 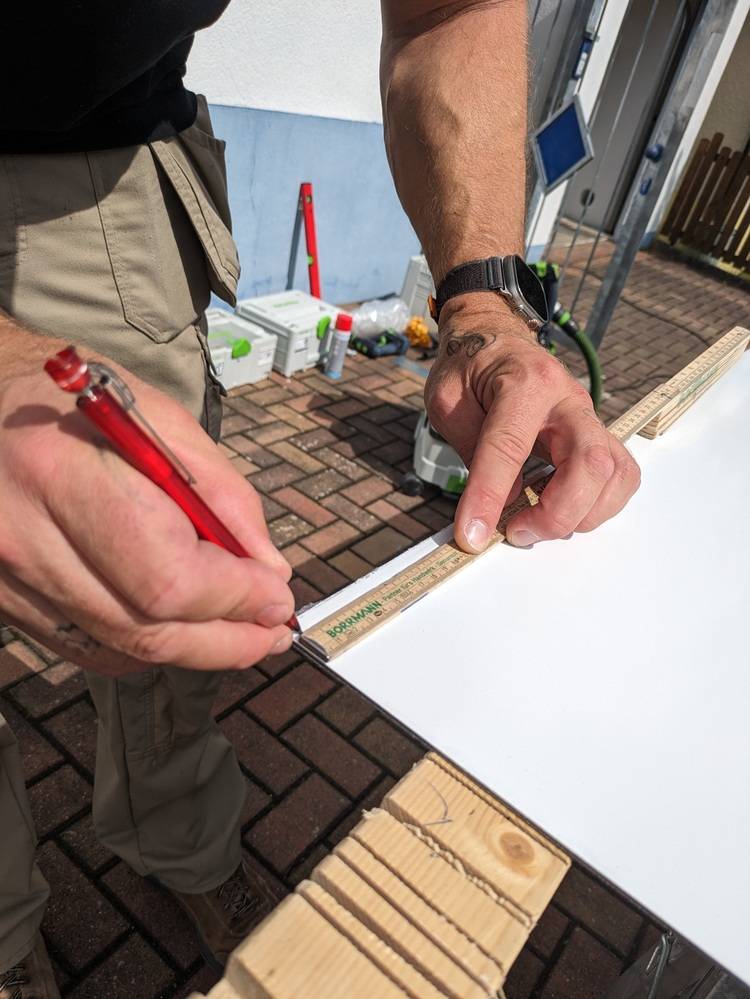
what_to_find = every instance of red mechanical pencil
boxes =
[45,346,300,633]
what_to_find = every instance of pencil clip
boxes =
[89,363,197,485]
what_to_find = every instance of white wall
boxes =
[185,0,577,127]
[185,0,384,123]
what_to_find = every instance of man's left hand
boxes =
[424,294,641,553]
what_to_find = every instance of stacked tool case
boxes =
[206,308,277,390]
[236,290,348,378]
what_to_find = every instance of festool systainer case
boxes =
[205,308,277,390]
[235,290,344,378]
[400,254,435,320]
[412,410,468,496]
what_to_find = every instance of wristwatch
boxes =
[428,255,549,332]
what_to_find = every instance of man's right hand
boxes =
[0,335,295,676]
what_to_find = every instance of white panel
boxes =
[185,0,383,123]
[305,354,750,985]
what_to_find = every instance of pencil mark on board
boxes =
[423,780,453,826]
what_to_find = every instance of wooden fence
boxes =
[662,132,750,273]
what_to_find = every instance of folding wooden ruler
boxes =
[296,326,749,666]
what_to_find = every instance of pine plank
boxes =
[227,894,407,998]
[383,757,569,922]
[352,808,529,970]
[314,848,493,997]
[297,879,444,999]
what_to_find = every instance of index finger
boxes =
[45,446,295,625]
[454,390,547,552]
[505,417,615,545]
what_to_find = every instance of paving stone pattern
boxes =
[549,241,750,426]
[0,249,747,997]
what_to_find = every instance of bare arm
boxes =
[0,312,294,674]
[381,1,640,551]
[381,0,527,281]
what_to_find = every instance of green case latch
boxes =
[231,338,251,359]
[210,331,252,359]
[446,474,467,495]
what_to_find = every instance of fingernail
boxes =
[509,529,539,548]
[257,604,291,628]
[272,631,293,654]
[465,518,490,552]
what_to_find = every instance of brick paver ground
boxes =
[1,247,747,997]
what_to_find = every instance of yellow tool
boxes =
[405,315,432,350]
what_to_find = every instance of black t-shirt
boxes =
[0,2,231,153]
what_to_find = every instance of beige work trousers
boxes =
[0,97,247,970]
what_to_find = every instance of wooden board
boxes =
[331,835,505,992]
[195,757,569,998]
[383,756,568,922]
[351,810,531,969]
[297,880,445,998]
[310,850,490,997]
[224,894,406,998]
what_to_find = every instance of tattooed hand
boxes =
[444,331,496,358]
[424,293,640,553]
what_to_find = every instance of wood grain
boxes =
[383,758,569,922]
[226,894,406,998]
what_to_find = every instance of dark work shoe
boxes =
[168,859,279,970]
[0,934,60,999]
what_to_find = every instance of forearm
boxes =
[381,0,528,284]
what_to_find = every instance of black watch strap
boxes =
[433,257,506,320]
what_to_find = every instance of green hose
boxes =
[568,325,603,411]
[531,261,603,411]
[551,307,602,411]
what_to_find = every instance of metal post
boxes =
[563,0,662,313]
[583,0,742,348]
[525,0,612,252]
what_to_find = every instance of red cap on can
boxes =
[335,313,353,332]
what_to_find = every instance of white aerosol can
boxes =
[324,313,353,379]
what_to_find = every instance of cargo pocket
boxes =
[0,156,26,276]
[88,143,212,343]
[150,95,240,308]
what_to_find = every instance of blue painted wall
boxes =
[209,104,420,305]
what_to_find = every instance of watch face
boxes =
[512,256,549,323]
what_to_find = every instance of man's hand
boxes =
[381,0,641,548]
[0,330,295,676]
[425,295,641,552]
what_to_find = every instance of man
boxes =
[0,1,640,995]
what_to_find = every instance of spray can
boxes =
[324,313,353,379]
